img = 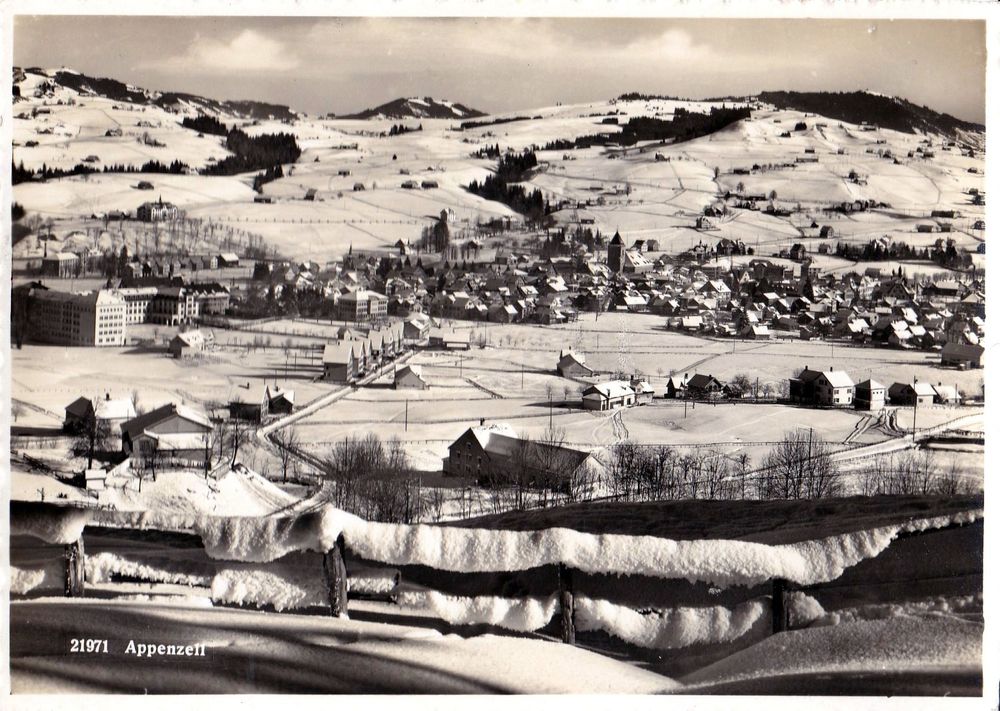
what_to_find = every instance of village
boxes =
[10,209,986,513]
[6,15,991,698]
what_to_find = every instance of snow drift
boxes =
[10,504,93,544]
[575,597,769,649]
[398,591,561,633]
[189,505,980,590]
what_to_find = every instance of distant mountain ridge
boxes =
[615,89,983,143]
[756,90,983,139]
[340,96,487,120]
[14,67,299,122]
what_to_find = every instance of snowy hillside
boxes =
[11,68,986,266]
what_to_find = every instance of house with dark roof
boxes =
[941,341,984,369]
[557,349,594,378]
[686,373,724,399]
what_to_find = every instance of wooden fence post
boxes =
[323,535,349,618]
[558,563,575,645]
[64,538,85,597]
[771,578,788,633]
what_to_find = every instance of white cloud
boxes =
[146,29,300,73]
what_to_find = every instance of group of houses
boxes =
[656,367,969,410]
[39,249,239,280]
[241,229,984,361]
[64,396,214,468]
[786,366,965,410]
[321,322,407,384]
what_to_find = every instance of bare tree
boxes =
[12,401,25,422]
[760,430,842,500]
[73,409,112,469]
[273,425,301,483]
[226,417,252,467]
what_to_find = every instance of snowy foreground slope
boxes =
[9,491,983,695]
[8,597,981,695]
[9,598,678,694]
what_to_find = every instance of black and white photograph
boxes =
[4,2,994,703]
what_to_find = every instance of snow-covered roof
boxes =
[138,430,210,451]
[819,370,854,388]
[469,423,518,451]
[94,397,136,421]
[583,381,635,399]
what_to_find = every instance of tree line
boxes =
[465,149,550,224]
[13,159,189,184]
[201,128,301,177]
[544,106,752,150]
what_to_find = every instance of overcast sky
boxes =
[14,16,987,123]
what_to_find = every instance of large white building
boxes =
[28,289,127,347]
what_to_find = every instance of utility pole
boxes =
[405,400,408,432]
[912,376,918,437]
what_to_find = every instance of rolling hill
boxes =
[14,67,299,121]
[340,96,487,120]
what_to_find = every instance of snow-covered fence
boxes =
[10,501,983,653]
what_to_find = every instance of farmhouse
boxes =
[394,364,429,390]
[428,327,471,350]
[168,329,206,358]
[686,373,724,399]
[444,423,600,491]
[931,383,960,405]
[581,381,635,411]
[941,342,984,369]
[265,385,295,415]
[64,395,133,435]
[664,374,689,399]
[557,349,594,378]
[789,367,855,407]
[121,403,213,467]
[229,387,267,423]
[323,342,361,383]
[631,379,655,405]
[854,379,886,411]
[888,381,936,407]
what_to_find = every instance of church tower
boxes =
[607,231,624,274]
